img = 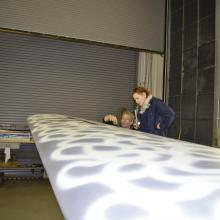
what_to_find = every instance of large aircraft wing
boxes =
[28,114,220,220]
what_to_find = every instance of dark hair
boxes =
[132,86,150,97]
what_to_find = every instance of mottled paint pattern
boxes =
[28,114,220,220]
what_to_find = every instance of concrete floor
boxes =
[0,179,63,220]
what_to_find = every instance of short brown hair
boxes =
[132,86,150,97]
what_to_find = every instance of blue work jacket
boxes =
[137,97,175,136]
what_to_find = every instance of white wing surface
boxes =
[28,114,220,220]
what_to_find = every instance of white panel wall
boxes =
[0,0,165,51]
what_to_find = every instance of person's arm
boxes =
[133,108,140,130]
[156,100,175,131]
[103,114,118,125]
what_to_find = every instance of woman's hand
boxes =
[156,123,161,129]
[104,114,118,125]
[133,119,140,129]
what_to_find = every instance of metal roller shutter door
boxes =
[0,32,137,128]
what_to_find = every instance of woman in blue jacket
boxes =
[132,86,175,136]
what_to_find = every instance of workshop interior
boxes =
[0,1,219,220]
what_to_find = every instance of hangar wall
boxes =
[0,0,165,52]
[0,32,137,128]
[168,0,215,146]
[214,0,220,147]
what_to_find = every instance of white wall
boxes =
[0,0,165,52]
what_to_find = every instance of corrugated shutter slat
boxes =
[0,32,137,128]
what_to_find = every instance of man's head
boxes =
[120,111,134,128]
